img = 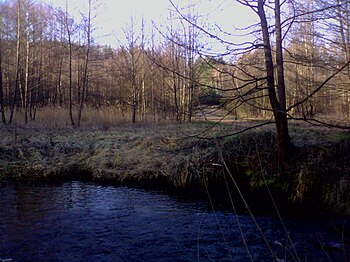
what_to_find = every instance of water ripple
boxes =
[0,181,347,261]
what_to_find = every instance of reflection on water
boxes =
[0,181,348,261]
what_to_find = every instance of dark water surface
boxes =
[0,181,348,261]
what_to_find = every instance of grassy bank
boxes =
[0,122,350,217]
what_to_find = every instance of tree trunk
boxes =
[258,0,291,165]
[0,25,7,124]
[132,89,137,123]
[57,59,63,107]
[24,16,30,124]
[9,0,21,125]
[64,1,75,126]
[173,72,180,121]
[77,0,92,127]
[141,77,146,121]
[68,40,74,126]
[274,0,291,163]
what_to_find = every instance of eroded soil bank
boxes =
[1,122,350,218]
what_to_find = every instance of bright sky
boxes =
[42,0,258,53]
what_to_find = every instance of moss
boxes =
[334,132,350,143]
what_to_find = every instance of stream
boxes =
[0,181,348,261]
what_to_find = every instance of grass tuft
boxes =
[0,119,349,217]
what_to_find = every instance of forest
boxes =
[2,1,350,176]
[0,0,349,128]
[2,1,350,260]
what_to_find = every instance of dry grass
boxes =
[1,113,350,216]
[7,107,173,131]
[0,117,271,184]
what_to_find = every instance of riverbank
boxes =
[0,122,349,218]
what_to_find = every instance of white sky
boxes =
[41,0,258,52]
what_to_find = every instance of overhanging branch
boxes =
[287,59,350,112]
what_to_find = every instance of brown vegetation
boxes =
[1,115,349,217]
[1,0,350,219]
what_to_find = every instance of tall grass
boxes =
[5,107,171,130]
[0,113,349,260]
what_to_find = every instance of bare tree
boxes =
[58,0,76,126]
[0,3,7,124]
[122,17,146,123]
[168,0,350,164]
[77,0,94,126]
[256,0,291,164]
[8,0,22,125]
[23,0,33,124]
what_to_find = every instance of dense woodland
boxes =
[0,0,349,129]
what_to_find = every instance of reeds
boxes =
[3,106,168,131]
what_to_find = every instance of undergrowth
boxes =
[0,122,349,217]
